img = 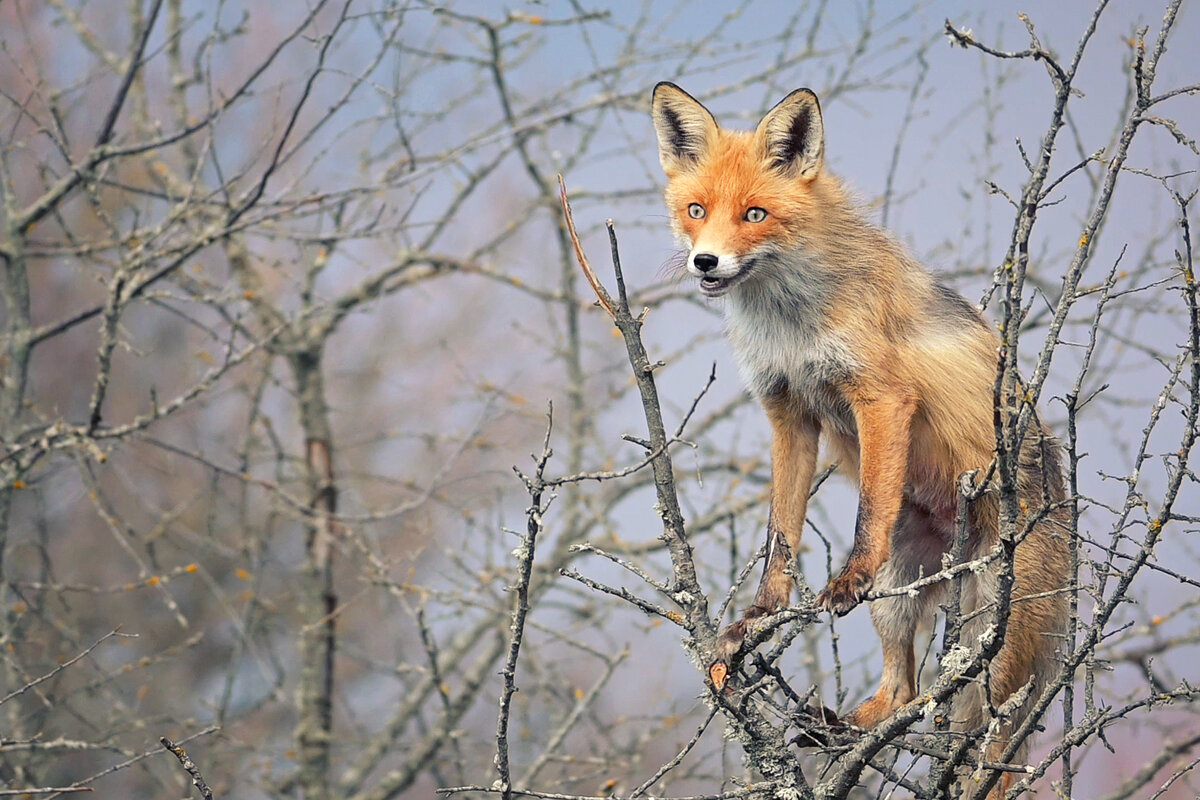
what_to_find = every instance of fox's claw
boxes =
[816,569,874,616]
[708,659,730,691]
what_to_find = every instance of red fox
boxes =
[652,82,1069,790]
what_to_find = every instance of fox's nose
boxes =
[693,253,719,272]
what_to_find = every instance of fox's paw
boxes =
[816,568,873,616]
[843,696,891,730]
[791,704,851,747]
[708,620,746,691]
[708,606,768,691]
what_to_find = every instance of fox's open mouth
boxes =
[699,273,743,297]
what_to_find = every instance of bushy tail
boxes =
[950,428,1071,794]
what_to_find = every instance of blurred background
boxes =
[0,1,1196,797]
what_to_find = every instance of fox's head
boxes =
[651,82,825,297]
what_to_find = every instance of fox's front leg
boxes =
[710,398,819,689]
[816,392,915,616]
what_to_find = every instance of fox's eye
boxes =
[745,207,767,223]
[687,203,705,219]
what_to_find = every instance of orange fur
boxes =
[653,82,1069,796]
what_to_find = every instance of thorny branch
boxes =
[558,176,817,800]
[2,2,1197,799]
[495,407,556,800]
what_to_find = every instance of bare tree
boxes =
[0,2,1196,799]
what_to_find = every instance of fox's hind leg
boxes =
[710,395,820,689]
[846,504,945,727]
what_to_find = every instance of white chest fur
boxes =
[725,287,859,436]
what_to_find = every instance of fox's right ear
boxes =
[755,88,824,180]
[652,82,718,175]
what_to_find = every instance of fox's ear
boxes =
[652,82,718,175]
[755,89,824,180]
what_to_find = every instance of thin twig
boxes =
[160,737,215,800]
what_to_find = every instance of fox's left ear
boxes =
[755,89,824,180]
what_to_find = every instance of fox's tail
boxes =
[950,426,1071,794]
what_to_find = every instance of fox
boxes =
[651,81,1070,792]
